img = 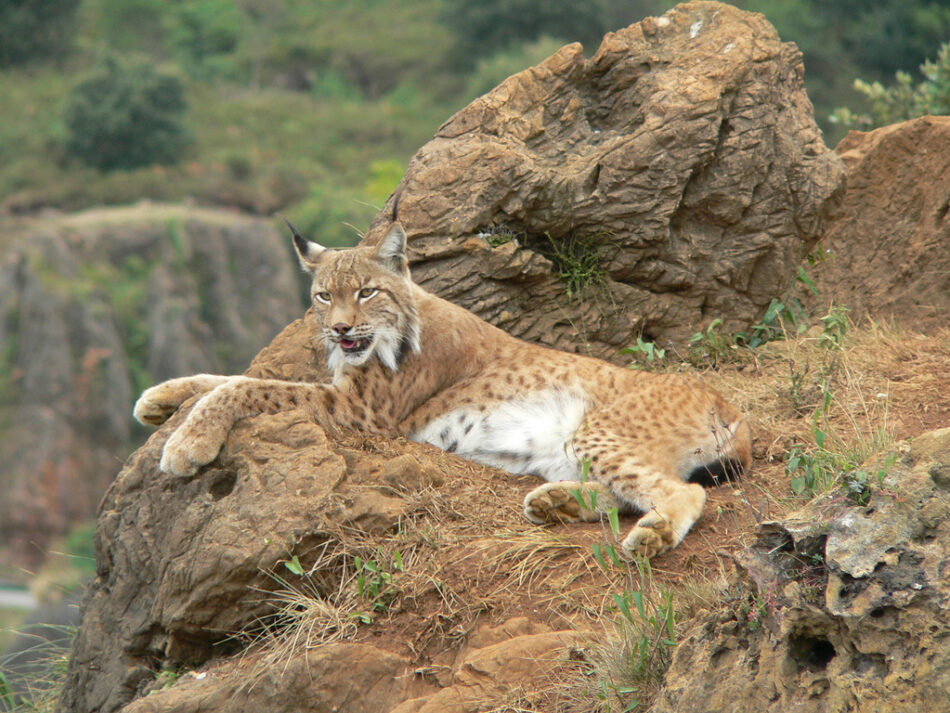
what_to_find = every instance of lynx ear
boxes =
[374,223,408,274]
[284,217,326,273]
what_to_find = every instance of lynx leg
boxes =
[159,377,329,477]
[134,374,234,426]
[524,480,620,524]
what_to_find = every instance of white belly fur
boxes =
[409,389,588,482]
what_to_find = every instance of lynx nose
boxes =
[331,322,352,335]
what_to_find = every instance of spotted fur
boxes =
[135,223,751,558]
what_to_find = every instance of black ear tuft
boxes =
[283,216,326,271]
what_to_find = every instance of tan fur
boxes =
[136,224,751,558]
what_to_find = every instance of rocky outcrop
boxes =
[808,115,950,328]
[650,428,950,713]
[364,1,843,361]
[119,625,587,713]
[0,204,303,569]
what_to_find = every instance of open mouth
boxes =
[339,337,371,354]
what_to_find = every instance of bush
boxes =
[63,57,191,171]
[0,0,81,67]
[168,0,245,81]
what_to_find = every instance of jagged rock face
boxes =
[808,115,950,329]
[364,1,843,361]
[0,204,303,568]
[650,428,950,713]
[60,387,442,712]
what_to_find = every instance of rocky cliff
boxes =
[651,428,950,713]
[0,204,304,569]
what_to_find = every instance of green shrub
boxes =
[63,57,191,171]
[168,0,245,82]
[290,184,375,248]
[0,0,81,67]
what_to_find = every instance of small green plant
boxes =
[621,337,666,369]
[585,508,680,712]
[156,666,184,689]
[818,305,850,350]
[843,453,897,506]
[477,223,523,248]
[688,318,736,368]
[541,232,609,300]
[735,298,809,348]
[0,670,15,709]
[350,548,404,623]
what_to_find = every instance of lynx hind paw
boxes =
[524,481,610,524]
[621,513,677,559]
[159,421,227,477]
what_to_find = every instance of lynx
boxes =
[135,223,751,558]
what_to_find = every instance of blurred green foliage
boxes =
[0,0,82,67]
[0,0,947,241]
[63,57,191,170]
[831,41,950,130]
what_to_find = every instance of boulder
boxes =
[650,428,950,713]
[58,355,444,712]
[364,0,843,361]
[808,115,950,328]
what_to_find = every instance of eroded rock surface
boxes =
[650,428,950,713]
[364,1,843,361]
[809,115,950,329]
[60,375,445,712]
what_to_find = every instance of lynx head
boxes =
[289,221,421,372]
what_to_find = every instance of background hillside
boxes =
[1,0,948,244]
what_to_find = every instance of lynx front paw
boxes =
[622,512,676,559]
[134,375,233,426]
[134,386,182,426]
[524,483,583,524]
[159,422,228,477]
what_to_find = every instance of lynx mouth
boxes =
[339,337,371,354]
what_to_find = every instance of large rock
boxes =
[59,366,443,712]
[650,428,950,713]
[363,1,843,360]
[0,204,304,569]
[808,115,950,328]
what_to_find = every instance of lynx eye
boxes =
[358,287,378,300]
[314,291,332,304]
